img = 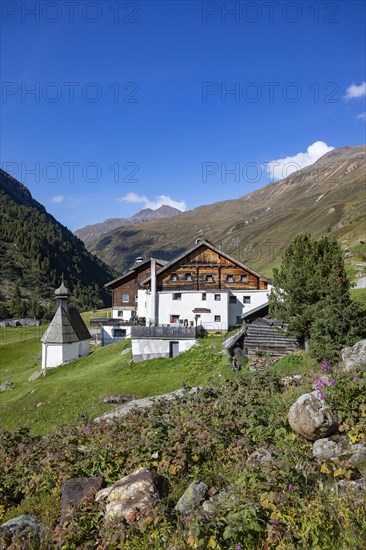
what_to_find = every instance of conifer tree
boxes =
[269,233,365,359]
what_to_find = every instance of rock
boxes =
[95,387,199,423]
[102,394,134,404]
[246,447,273,467]
[0,514,44,535]
[288,391,338,441]
[95,486,112,503]
[60,476,103,524]
[97,468,168,520]
[0,380,14,392]
[202,489,239,515]
[313,436,365,461]
[175,481,208,515]
[331,478,366,495]
[341,339,366,371]
[28,369,45,382]
[121,347,131,356]
[280,375,303,390]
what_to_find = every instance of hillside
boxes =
[85,146,366,275]
[75,205,182,247]
[1,333,365,548]
[0,169,116,316]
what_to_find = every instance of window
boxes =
[172,293,182,300]
[214,315,221,322]
[229,296,237,304]
[170,315,180,324]
[170,273,178,281]
[135,295,138,302]
[241,275,248,282]
[202,293,206,301]
[185,272,192,281]
[117,311,123,318]
[214,294,221,301]
[114,328,126,338]
[236,316,242,325]
[243,296,251,304]
[122,294,129,303]
[206,274,213,282]
[227,275,234,282]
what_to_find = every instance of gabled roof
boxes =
[140,239,272,286]
[104,257,167,289]
[41,306,91,344]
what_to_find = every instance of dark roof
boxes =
[241,302,269,319]
[41,305,91,344]
[104,257,167,289]
[140,239,272,286]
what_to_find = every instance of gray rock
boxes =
[95,387,199,423]
[96,468,168,520]
[202,489,239,515]
[28,369,45,382]
[331,477,366,495]
[246,447,273,467]
[102,394,134,404]
[0,380,14,392]
[341,339,366,371]
[60,476,103,524]
[313,436,365,461]
[288,391,338,441]
[0,514,44,535]
[280,375,303,390]
[121,347,131,356]
[175,481,208,515]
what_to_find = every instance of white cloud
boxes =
[356,112,366,121]
[51,195,64,203]
[265,141,334,181]
[116,192,186,211]
[344,81,366,100]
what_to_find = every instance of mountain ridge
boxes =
[75,205,182,246]
[83,145,366,275]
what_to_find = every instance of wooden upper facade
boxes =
[105,258,166,309]
[141,239,271,292]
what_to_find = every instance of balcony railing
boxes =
[90,318,145,327]
[131,325,197,339]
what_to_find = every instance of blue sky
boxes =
[1,0,365,230]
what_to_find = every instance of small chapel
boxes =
[41,280,91,369]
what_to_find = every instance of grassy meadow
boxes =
[0,332,230,435]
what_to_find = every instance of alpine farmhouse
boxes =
[99,238,272,360]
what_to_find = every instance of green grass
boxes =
[351,287,366,305]
[0,325,46,345]
[0,336,229,436]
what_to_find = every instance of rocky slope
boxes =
[83,146,366,274]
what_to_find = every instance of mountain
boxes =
[0,169,116,317]
[83,146,366,275]
[75,205,182,246]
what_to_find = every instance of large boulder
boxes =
[96,468,168,520]
[174,481,208,515]
[288,391,338,441]
[341,339,366,371]
[0,514,44,536]
[313,436,366,464]
[60,476,103,524]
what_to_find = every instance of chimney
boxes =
[150,259,157,326]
